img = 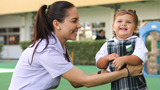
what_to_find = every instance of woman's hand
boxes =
[127,64,144,76]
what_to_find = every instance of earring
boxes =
[57,27,60,29]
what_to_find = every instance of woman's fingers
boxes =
[140,64,144,71]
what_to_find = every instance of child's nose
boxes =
[121,22,126,26]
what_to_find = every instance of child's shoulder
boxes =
[127,36,140,41]
[129,36,139,39]
[107,39,114,42]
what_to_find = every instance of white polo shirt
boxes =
[9,32,74,90]
[95,36,148,70]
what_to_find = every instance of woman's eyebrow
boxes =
[72,18,78,20]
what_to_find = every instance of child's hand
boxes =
[107,53,119,61]
[113,57,125,70]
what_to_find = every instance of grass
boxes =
[0,61,160,90]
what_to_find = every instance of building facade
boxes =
[0,1,160,59]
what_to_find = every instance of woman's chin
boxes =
[70,37,77,40]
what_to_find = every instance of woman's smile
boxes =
[72,31,77,36]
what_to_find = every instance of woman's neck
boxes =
[55,32,66,48]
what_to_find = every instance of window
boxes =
[77,22,106,41]
[92,22,105,28]
[142,19,160,22]
[0,28,20,45]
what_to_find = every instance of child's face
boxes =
[112,14,138,40]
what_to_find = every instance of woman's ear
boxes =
[53,20,60,30]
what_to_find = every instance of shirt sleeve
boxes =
[38,47,74,78]
[95,42,111,71]
[95,42,108,63]
[132,38,148,63]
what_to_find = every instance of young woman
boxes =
[9,2,143,90]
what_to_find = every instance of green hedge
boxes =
[19,41,31,50]
[146,39,151,52]
[0,44,3,52]
[66,40,106,65]
[19,40,106,65]
[0,44,4,58]
[19,39,151,65]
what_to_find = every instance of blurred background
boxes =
[0,0,160,89]
[0,0,160,60]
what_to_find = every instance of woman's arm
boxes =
[68,69,109,88]
[62,64,143,88]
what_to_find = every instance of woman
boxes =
[9,1,143,90]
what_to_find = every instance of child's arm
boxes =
[113,55,143,70]
[122,55,142,65]
[113,55,142,70]
[97,53,119,69]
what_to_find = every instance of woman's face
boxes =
[56,7,81,43]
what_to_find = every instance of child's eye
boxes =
[127,21,131,23]
[118,21,122,23]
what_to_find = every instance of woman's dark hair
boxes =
[29,1,75,65]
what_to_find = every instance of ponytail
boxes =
[29,5,55,65]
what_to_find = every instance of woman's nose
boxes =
[77,21,81,29]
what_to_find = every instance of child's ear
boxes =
[134,26,138,33]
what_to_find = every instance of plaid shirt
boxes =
[107,37,148,90]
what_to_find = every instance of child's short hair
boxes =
[113,9,138,38]
[113,9,138,26]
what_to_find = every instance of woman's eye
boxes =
[72,21,77,23]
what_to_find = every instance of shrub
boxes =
[19,41,30,51]
[0,44,4,58]
[66,40,106,65]
[146,39,151,52]
[19,39,151,65]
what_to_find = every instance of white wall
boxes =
[0,15,21,28]
[121,1,160,24]
[20,13,33,41]
[25,13,33,41]
[1,45,22,59]
[0,13,33,59]
[1,1,160,59]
